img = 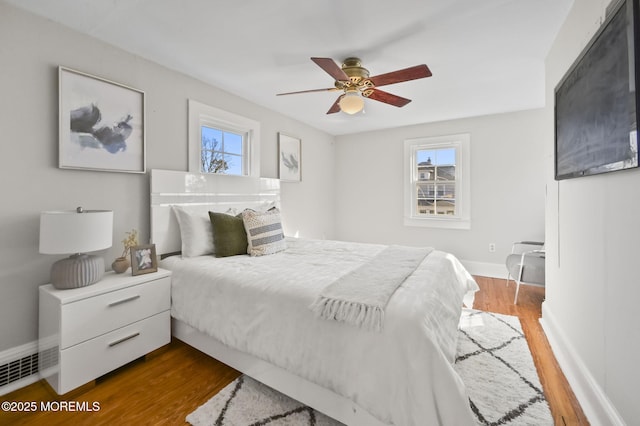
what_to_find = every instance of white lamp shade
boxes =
[39,210,113,254]
[339,92,365,115]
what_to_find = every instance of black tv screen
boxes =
[555,0,639,180]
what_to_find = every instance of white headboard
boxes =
[150,169,280,255]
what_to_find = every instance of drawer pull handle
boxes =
[108,332,140,347]
[108,295,140,307]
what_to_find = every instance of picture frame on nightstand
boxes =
[130,244,158,276]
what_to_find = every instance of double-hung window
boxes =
[188,99,260,176]
[404,133,470,229]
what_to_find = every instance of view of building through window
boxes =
[200,126,244,175]
[415,147,456,215]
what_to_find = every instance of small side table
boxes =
[39,269,172,395]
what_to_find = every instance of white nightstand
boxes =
[38,268,172,395]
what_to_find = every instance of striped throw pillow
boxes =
[242,208,286,256]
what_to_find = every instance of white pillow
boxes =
[241,208,286,256]
[172,206,214,257]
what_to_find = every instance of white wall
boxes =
[543,0,640,424]
[333,109,546,275]
[0,3,335,353]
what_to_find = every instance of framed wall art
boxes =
[58,66,146,173]
[130,244,158,276]
[278,133,301,182]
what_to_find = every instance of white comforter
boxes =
[164,238,479,425]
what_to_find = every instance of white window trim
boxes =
[403,133,471,230]
[188,99,260,176]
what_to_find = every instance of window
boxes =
[200,126,245,175]
[188,99,260,176]
[404,134,470,229]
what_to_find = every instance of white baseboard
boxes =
[540,302,625,426]
[0,375,40,397]
[461,260,506,279]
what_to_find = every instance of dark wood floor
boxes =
[2,276,588,425]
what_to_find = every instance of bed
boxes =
[150,169,479,425]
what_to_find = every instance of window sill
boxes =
[403,216,471,230]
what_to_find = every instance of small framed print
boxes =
[59,66,146,173]
[130,244,158,276]
[278,133,301,182]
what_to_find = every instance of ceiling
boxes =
[6,0,573,136]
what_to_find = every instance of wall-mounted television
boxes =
[555,0,639,180]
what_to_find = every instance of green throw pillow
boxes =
[208,211,248,257]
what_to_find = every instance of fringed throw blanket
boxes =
[310,245,433,331]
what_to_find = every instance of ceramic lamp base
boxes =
[50,254,105,289]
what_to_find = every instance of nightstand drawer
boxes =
[60,276,170,349]
[58,310,170,394]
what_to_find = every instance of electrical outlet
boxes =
[489,243,496,252]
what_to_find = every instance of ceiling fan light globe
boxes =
[339,92,364,115]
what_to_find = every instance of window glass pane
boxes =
[202,126,223,146]
[415,146,457,216]
[417,199,434,215]
[224,131,243,155]
[201,125,245,175]
[419,165,436,181]
[201,150,228,173]
[438,200,456,215]
[417,150,436,181]
[438,183,456,199]
[417,183,435,199]
[201,126,223,173]
[437,165,455,180]
[433,148,455,165]
[224,154,243,176]
[417,149,436,164]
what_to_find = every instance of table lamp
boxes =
[39,207,113,289]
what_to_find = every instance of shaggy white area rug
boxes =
[187,309,552,425]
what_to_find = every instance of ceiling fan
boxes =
[277,57,432,115]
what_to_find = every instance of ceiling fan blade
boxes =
[277,87,339,96]
[368,64,432,87]
[326,95,343,114]
[366,88,412,107]
[311,57,350,81]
